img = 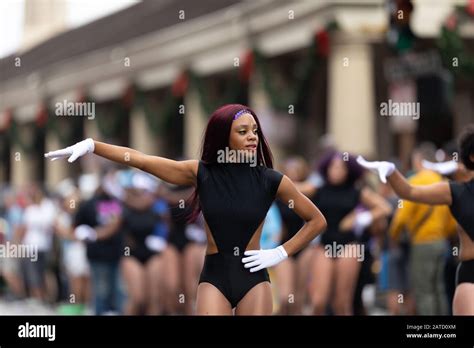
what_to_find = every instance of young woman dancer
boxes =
[304,152,392,315]
[357,125,474,315]
[45,104,327,315]
[120,172,169,315]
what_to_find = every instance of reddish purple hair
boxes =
[318,150,364,186]
[188,104,275,221]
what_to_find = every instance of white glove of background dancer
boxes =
[356,156,395,184]
[44,138,95,163]
[145,235,167,252]
[353,211,373,237]
[74,225,97,242]
[422,159,458,176]
[242,245,288,273]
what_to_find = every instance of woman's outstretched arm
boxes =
[45,138,198,186]
[339,186,392,232]
[357,156,452,205]
[386,169,451,205]
[93,141,198,186]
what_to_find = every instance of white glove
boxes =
[145,235,167,252]
[310,234,321,246]
[356,156,395,184]
[308,172,324,188]
[74,225,97,242]
[185,224,207,243]
[422,159,458,176]
[353,211,373,237]
[44,138,95,163]
[242,245,288,273]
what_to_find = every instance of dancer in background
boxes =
[357,125,474,315]
[120,171,169,315]
[159,182,206,315]
[299,151,392,315]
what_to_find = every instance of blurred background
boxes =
[0,0,473,316]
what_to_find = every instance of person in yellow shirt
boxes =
[389,143,455,315]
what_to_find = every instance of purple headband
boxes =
[233,109,251,120]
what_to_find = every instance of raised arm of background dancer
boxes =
[94,216,122,241]
[294,181,318,197]
[294,172,324,197]
[386,170,452,205]
[356,156,452,205]
[276,176,327,256]
[93,141,198,186]
[339,188,392,231]
[360,187,392,220]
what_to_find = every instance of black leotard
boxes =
[449,179,474,285]
[311,184,360,246]
[197,161,283,308]
[449,180,474,241]
[122,200,168,264]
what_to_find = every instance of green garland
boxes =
[7,118,43,154]
[89,96,129,139]
[189,70,246,116]
[437,26,474,77]
[134,88,181,136]
[254,22,337,117]
[254,47,317,116]
[5,20,339,143]
[47,105,83,147]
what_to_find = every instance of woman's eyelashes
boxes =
[238,128,258,135]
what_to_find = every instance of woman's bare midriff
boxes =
[203,218,265,255]
[458,227,474,261]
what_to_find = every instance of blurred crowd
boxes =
[0,166,207,315]
[0,136,467,316]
